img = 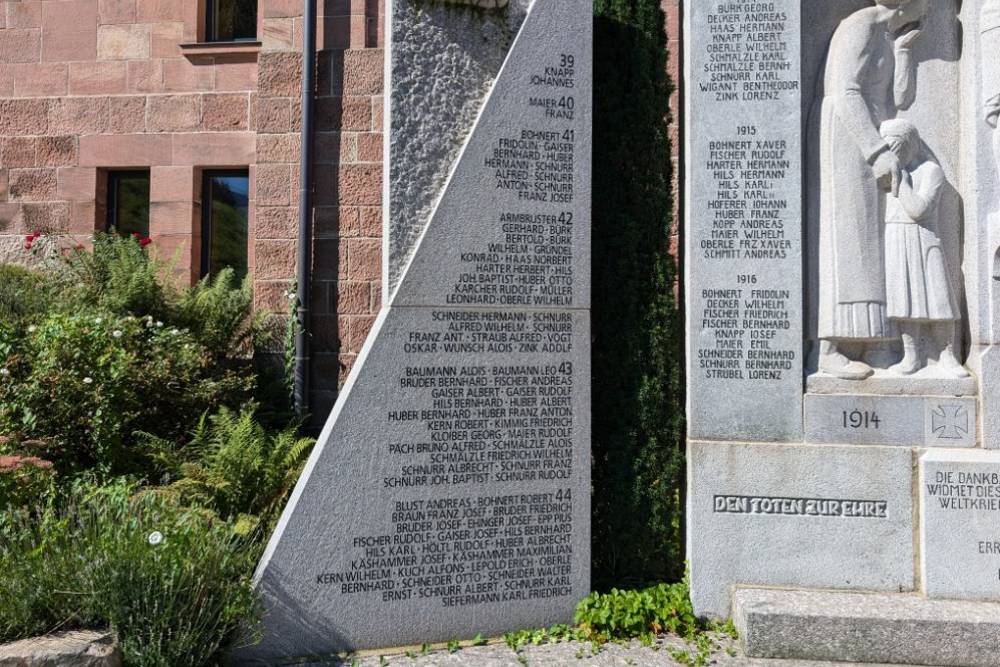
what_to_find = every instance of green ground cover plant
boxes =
[504,579,735,667]
[0,480,260,666]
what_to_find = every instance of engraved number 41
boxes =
[843,410,881,430]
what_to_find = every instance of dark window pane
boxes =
[202,171,249,281]
[107,171,150,238]
[208,0,257,42]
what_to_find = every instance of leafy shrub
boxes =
[143,406,314,532]
[0,312,253,476]
[12,233,266,363]
[0,480,260,667]
[0,450,55,509]
[54,233,169,320]
[0,264,49,324]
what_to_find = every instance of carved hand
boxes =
[896,28,922,50]
[872,150,902,196]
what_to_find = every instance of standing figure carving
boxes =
[816,0,927,380]
[984,0,1000,162]
[880,119,968,378]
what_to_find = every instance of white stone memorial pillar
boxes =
[237,0,592,660]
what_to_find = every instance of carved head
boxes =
[876,0,928,26]
[880,118,921,166]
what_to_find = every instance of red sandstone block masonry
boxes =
[1,0,679,415]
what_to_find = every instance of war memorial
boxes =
[9,0,1000,664]
[686,0,1000,663]
[247,0,1000,662]
[239,0,593,661]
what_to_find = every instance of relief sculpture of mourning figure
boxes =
[815,0,930,380]
[879,119,968,378]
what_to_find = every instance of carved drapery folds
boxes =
[813,0,968,382]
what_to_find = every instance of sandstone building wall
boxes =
[0,0,678,422]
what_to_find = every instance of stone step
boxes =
[0,630,121,667]
[734,588,1000,667]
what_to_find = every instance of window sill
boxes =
[180,41,262,58]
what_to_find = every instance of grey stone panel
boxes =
[684,0,804,442]
[735,587,1000,667]
[238,0,592,660]
[387,0,530,296]
[392,0,592,311]
[921,448,1000,600]
[242,308,591,659]
[688,441,914,618]
[804,394,977,448]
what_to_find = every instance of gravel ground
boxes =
[298,634,919,667]
[301,633,737,666]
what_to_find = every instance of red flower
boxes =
[139,237,152,248]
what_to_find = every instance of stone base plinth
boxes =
[807,372,976,397]
[735,588,1000,667]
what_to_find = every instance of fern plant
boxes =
[142,406,314,532]
[172,269,267,360]
[56,233,170,320]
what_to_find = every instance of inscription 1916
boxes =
[686,0,802,441]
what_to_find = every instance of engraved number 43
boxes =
[843,410,881,430]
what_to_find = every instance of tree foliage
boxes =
[590,0,685,589]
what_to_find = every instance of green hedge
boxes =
[591,0,685,589]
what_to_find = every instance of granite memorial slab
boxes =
[804,394,977,448]
[688,441,914,617]
[685,0,803,443]
[921,449,1000,600]
[685,0,1000,652]
[735,588,1000,667]
[236,0,592,661]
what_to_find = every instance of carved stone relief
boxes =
[813,0,967,383]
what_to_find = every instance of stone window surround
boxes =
[178,0,265,57]
[89,164,252,284]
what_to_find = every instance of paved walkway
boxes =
[304,634,918,667]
